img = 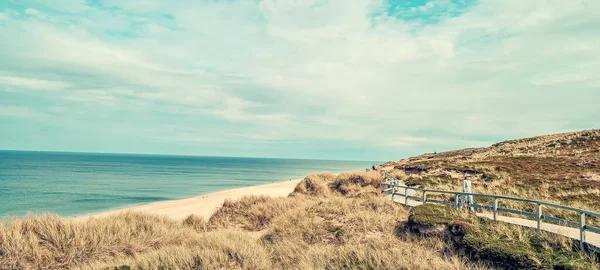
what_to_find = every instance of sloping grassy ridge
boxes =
[406,204,598,269]
[381,129,600,226]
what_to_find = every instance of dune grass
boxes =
[1,169,597,269]
[0,212,199,269]
[1,172,484,269]
[382,129,600,226]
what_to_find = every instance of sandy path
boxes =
[75,179,302,221]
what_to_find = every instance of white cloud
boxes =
[158,133,224,144]
[0,76,70,91]
[411,2,436,12]
[529,69,597,86]
[0,106,37,118]
[24,8,42,16]
[1,9,20,18]
[387,137,432,147]
[386,136,491,149]
[212,97,290,123]
[1,0,599,158]
[63,90,117,106]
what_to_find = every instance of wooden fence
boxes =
[380,173,600,252]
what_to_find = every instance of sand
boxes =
[75,179,303,221]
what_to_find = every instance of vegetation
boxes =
[0,213,199,269]
[1,172,485,270]
[408,203,478,227]
[1,129,599,269]
[381,129,600,225]
[406,204,598,269]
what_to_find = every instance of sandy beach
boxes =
[76,179,303,221]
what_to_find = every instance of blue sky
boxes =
[0,0,599,161]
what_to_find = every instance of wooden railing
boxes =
[381,178,600,252]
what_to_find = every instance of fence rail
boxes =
[381,179,600,252]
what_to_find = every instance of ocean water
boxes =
[0,150,375,218]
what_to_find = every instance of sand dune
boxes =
[75,179,302,221]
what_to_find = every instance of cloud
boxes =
[24,8,42,16]
[0,106,38,118]
[410,2,436,13]
[387,137,432,147]
[0,0,599,160]
[0,76,70,91]
[212,97,290,123]
[529,69,597,86]
[386,136,491,149]
[63,90,117,106]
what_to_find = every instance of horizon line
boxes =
[0,149,382,164]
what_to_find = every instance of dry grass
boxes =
[385,129,600,225]
[0,172,483,270]
[81,231,273,270]
[331,171,384,196]
[292,172,336,197]
[293,171,383,197]
[208,195,310,231]
[181,214,208,233]
[3,130,599,270]
[0,212,198,269]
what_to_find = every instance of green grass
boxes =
[408,204,478,226]
[407,204,599,270]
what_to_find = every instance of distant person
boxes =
[460,175,474,212]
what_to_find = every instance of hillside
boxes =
[379,129,600,223]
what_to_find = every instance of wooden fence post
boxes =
[454,194,459,209]
[493,197,498,220]
[536,203,542,231]
[580,212,586,249]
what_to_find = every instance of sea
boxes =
[0,150,376,219]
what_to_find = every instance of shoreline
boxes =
[73,178,303,221]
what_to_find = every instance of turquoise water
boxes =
[0,150,375,218]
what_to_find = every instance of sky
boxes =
[0,0,599,161]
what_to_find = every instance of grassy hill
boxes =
[380,129,600,225]
[1,129,599,269]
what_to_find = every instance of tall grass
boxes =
[0,172,481,269]
[2,171,592,269]
[0,212,198,269]
[383,129,600,226]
